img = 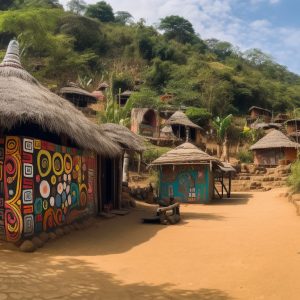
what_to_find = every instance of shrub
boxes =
[143,146,171,165]
[185,107,212,127]
[288,160,300,192]
[237,150,253,163]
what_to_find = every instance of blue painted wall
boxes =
[159,165,212,204]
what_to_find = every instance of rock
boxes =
[39,232,49,243]
[49,232,56,240]
[55,228,64,237]
[31,237,43,248]
[20,240,36,253]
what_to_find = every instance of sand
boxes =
[1,188,300,299]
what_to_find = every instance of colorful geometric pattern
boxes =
[0,136,97,242]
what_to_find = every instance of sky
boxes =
[60,0,300,75]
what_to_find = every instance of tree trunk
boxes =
[217,143,222,158]
[221,136,229,162]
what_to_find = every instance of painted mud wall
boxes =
[159,164,212,204]
[0,136,96,242]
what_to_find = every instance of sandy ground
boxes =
[1,188,300,299]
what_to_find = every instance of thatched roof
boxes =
[151,142,219,166]
[250,130,300,150]
[285,119,300,125]
[98,81,109,90]
[0,40,120,156]
[60,83,97,104]
[248,106,271,115]
[250,122,281,130]
[100,123,145,152]
[165,111,202,129]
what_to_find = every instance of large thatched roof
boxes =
[165,111,202,129]
[151,142,219,166]
[100,123,145,152]
[250,130,300,150]
[0,40,120,156]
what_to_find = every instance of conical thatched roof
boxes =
[0,40,120,156]
[151,142,220,166]
[100,123,145,152]
[250,130,300,150]
[165,111,201,129]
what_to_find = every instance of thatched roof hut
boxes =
[0,40,120,156]
[100,123,145,152]
[250,130,300,150]
[151,142,219,166]
[165,111,201,129]
[60,82,97,106]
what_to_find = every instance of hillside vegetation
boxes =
[1,0,300,117]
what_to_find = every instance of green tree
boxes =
[115,11,133,24]
[85,1,115,22]
[66,0,86,15]
[159,15,195,44]
[212,114,233,160]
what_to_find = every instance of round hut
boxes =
[165,111,203,145]
[151,142,225,204]
[0,40,121,242]
[250,130,300,166]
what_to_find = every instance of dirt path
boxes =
[1,189,300,299]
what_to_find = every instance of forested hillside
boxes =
[1,0,300,117]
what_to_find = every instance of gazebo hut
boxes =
[150,142,233,204]
[165,111,203,146]
[250,130,299,166]
[0,40,121,242]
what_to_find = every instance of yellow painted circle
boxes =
[52,152,64,176]
[51,175,57,185]
[37,150,52,177]
[64,154,73,175]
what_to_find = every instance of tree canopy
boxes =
[85,1,115,22]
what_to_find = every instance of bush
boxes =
[288,160,300,192]
[237,150,253,163]
[185,107,212,127]
[143,146,171,165]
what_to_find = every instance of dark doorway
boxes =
[99,157,120,212]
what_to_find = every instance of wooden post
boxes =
[122,151,129,183]
[228,173,232,198]
[138,152,142,175]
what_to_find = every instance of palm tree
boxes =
[212,114,233,161]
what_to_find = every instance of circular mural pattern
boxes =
[40,180,50,198]
[64,154,73,175]
[53,152,64,176]
[37,150,52,177]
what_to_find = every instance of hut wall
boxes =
[159,164,213,204]
[284,148,298,163]
[0,135,97,242]
[286,123,300,135]
[253,148,285,166]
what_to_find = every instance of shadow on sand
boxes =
[211,193,253,206]
[0,253,233,300]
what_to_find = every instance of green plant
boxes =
[142,145,171,165]
[185,107,212,127]
[288,160,300,192]
[237,150,253,163]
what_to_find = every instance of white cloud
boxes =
[59,0,300,74]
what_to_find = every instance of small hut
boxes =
[0,40,123,242]
[285,119,300,136]
[250,130,299,166]
[131,108,160,138]
[151,142,234,204]
[118,90,132,107]
[160,125,177,140]
[165,111,203,146]
[60,83,99,119]
[247,106,272,124]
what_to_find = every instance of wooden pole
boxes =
[122,151,129,183]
